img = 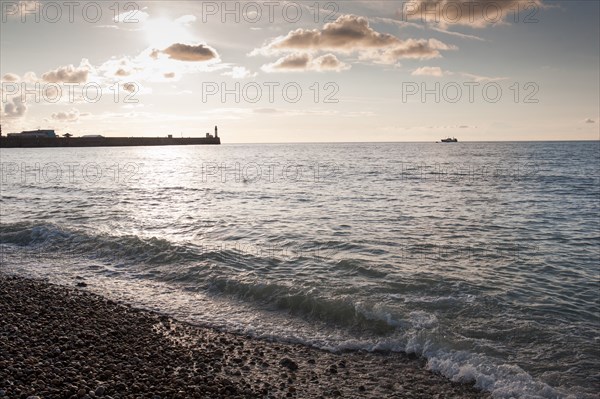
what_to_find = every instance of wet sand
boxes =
[0,275,490,398]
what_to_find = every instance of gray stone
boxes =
[279,357,299,371]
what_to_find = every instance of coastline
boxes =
[0,136,221,148]
[0,274,490,399]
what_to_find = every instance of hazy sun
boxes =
[144,17,195,48]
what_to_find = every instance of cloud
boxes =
[429,27,486,41]
[252,14,455,64]
[399,0,544,28]
[2,73,20,82]
[460,72,507,82]
[123,83,138,93]
[3,96,27,118]
[372,38,454,63]
[98,57,143,81]
[175,15,197,26]
[261,54,310,72]
[113,9,150,23]
[262,53,350,72]
[23,72,38,83]
[584,118,595,124]
[253,108,281,114]
[51,108,81,122]
[249,107,374,117]
[403,124,478,131]
[162,43,218,62]
[41,60,91,83]
[221,66,257,79]
[115,68,131,77]
[97,47,224,85]
[412,66,445,77]
[373,16,485,41]
[314,54,351,71]
[370,16,425,29]
[265,15,400,52]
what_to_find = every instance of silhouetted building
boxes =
[7,129,56,138]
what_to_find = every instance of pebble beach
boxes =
[0,275,490,399]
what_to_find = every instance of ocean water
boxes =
[1,141,598,398]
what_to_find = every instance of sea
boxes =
[1,141,598,398]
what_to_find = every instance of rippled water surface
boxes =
[1,142,599,398]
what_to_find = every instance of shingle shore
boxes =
[0,275,490,399]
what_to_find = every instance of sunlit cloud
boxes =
[50,108,84,122]
[3,96,27,118]
[412,66,446,77]
[221,66,257,79]
[252,14,456,64]
[1,73,20,82]
[460,72,508,82]
[123,83,137,93]
[97,45,223,84]
[262,53,350,73]
[174,15,197,26]
[113,9,150,23]
[41,60,92,84]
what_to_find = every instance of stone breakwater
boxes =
[0,136,221,148]
[0,275,490,399]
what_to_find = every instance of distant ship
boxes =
[440,137,458,143]
[0,126,221,148]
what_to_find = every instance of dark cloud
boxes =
[162,43,218,62]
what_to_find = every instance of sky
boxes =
[1,0,599,142]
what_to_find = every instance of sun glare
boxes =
[144,17,195,48]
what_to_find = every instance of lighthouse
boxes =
[214,126,218,138]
